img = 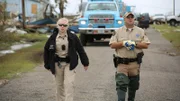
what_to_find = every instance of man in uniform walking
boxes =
[109,12,150,101]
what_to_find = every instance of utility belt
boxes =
[55,54,70,63]
[113,52,144,68]
[117,57,137,64]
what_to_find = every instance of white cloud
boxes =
[64,0,81,14]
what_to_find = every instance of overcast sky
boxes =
[64,0,180,16]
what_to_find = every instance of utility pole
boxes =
[173,0,175,15]
[81,0,82,11]
[22,0,26,29]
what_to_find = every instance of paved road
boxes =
[0,27,180,101]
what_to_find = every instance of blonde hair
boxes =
[57,17,69,25]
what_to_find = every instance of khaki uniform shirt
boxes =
[55,33,68,58]
[109,26,150,58]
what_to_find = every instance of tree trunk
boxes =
[43,4,49,18]
[50,6,53,18]
[59,0,64,18]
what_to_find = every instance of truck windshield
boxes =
[87,3,117,11]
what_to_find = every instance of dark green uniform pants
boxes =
[116,73,140,101]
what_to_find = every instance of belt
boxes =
[55,55,70,63]
[117,57,137,64]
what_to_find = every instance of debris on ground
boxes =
[166,52,177,56]
[4,26,27,34]
[0,79,9,87]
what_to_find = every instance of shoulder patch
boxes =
[136,34,140,37]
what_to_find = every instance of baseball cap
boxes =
[124,12,134,18]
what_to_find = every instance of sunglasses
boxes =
[58,24,68,27]
[126,16,134,19]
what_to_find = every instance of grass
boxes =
[151,24,180,50]
[0,32,20,50]
[0,32,47,50]
[0,25,49,79]
[0,25,47,50]
[18,33,48,42]
[0,40,46,79]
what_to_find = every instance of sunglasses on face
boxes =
[58,24,68,27]
[126,16,134,19]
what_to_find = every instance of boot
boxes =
[128,89,136,101]
[117,89,126,101]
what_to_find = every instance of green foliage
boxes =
[0,31,21,50]
[0,0,8,22]
[0,26,48,79]
[18,33,47,42]
[0,26,47,50]
[0,41,46,79]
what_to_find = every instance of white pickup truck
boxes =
[152,14,166,24]
[167,14,180,26]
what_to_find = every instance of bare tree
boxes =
[58,0,67,18]
[43,4,49,18]
[38,0,68,18]
[39,0,57,18]
[0,1,7,25]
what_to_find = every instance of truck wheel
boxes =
[80,34,87,46]
[170,20,176,26]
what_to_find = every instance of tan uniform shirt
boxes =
[109,26,150,58]
[55,33,68,58]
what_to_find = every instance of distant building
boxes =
[0,0,43,18]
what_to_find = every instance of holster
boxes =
[113,54,118,68]
[137,52,144,64]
